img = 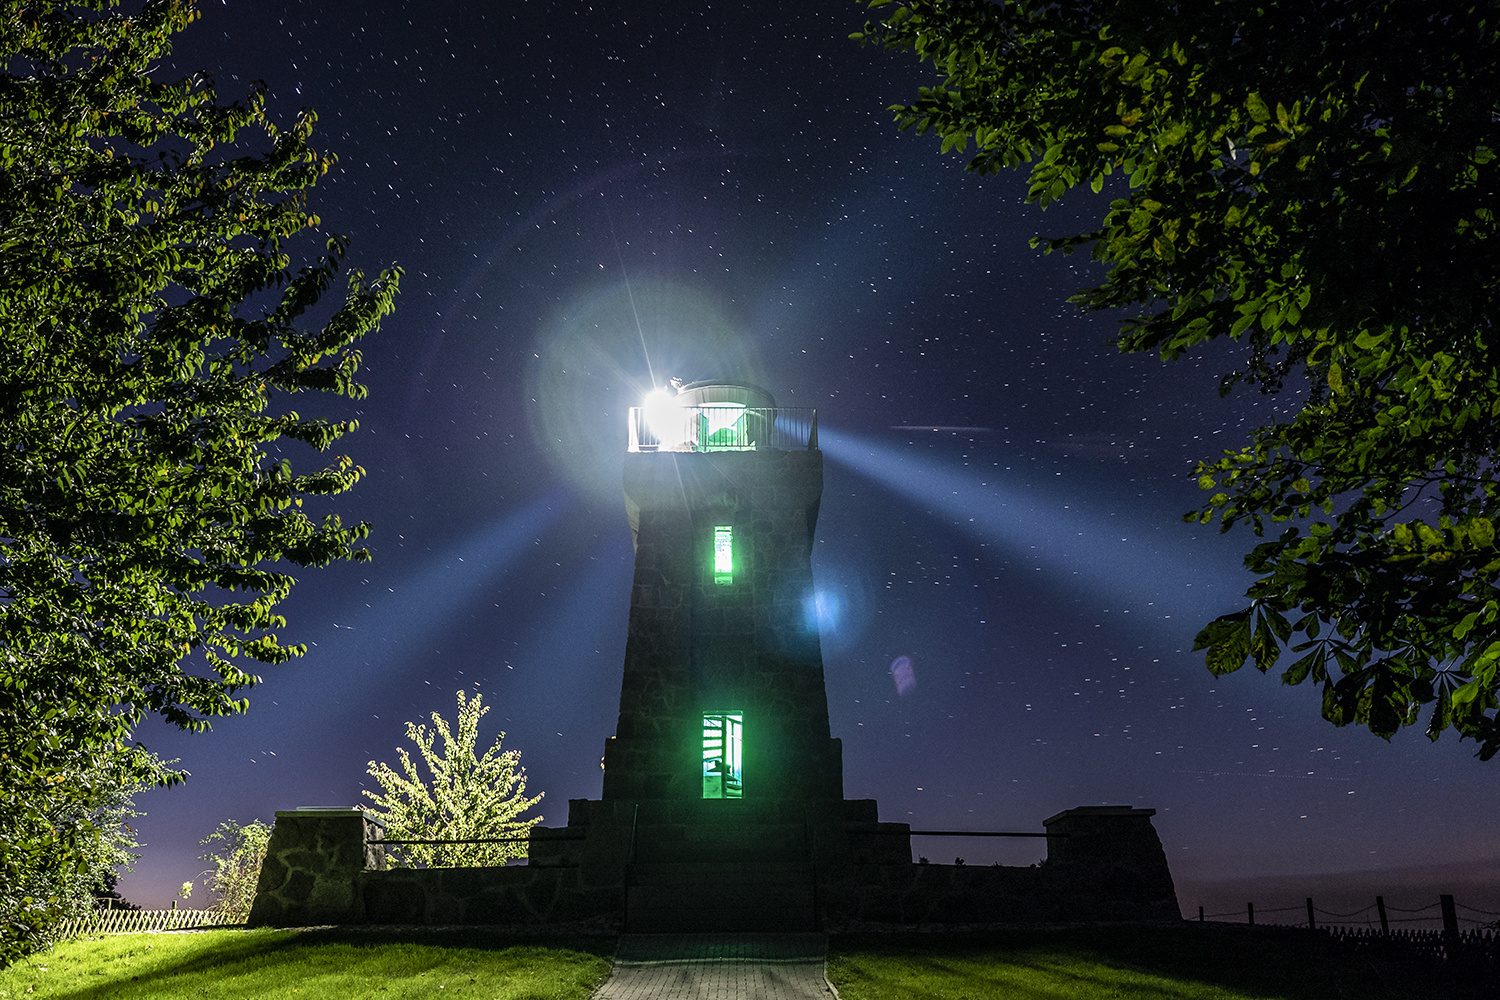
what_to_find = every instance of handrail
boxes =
[627,406,818,452]
[905,830,1068,839]
[369,835,582,844]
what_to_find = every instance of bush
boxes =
[364,691,543,867]
[189,819,272,922]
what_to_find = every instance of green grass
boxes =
[827,925,1495,1000]
[7,924,1493,1000]
[0,928,614,1000]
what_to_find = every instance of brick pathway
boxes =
[592,934,835,1000]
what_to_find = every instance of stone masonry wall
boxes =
[825,807,1178,925]
[247,809,385,926]
[249,804,1178,929]
[247,808,620,929]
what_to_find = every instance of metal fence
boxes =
[627,406,817,453]
[1195,893,1499,966]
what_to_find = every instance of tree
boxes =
[183,818,270,922]
[364,691,544,868]
[0,0,400,961]
[16,748,166,936]
[856,0,1500,756]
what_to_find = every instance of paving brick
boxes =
[593,933,833,1000]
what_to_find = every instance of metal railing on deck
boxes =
[628,406,818,452]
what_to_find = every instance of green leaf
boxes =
[1281,647,1325,686]
[1470,518,1496,548]
[1246,91,1271,123]
[1196,610,1253,675]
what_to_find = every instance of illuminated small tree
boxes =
[363,691,543,867]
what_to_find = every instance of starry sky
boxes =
[119,0,1498,927]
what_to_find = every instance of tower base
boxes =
[247,803,1178,929]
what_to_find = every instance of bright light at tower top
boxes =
[642,387,681,435]
[627,379,819,453]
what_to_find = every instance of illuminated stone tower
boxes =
[528,379,906,932]
[604,379,843,803]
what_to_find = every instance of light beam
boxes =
[818,426,1246,637]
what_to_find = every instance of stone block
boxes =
[248,808,383,927]
[363,874,427,924]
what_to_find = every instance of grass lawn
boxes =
[0,927,614,1000]
[6,923,1492,1000]
[827,925,1495,1000]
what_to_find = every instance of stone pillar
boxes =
[247,808,385,926]
[1042,806,1179,920]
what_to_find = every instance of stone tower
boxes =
[604,379,842,803]
[528,379,907,931]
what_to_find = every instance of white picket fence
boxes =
[57,907,236,939]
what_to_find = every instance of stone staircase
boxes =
[625,860,817,932]
[623,807,818,932]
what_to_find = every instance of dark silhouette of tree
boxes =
[858,0,1500,754]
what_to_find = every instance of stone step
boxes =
[625,861,817,933]
[630,861,813,885]
[631,823,808,863]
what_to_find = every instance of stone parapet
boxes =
[247,801,1179,928]
[247,808,385,927]
[247,807,622,929]
[359,866,620,928]
[1040,806,1179,920]
[821,859,1181,926]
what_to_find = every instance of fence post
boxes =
[1247,902,1254,926]
[1440,894,1459,955]
[1306,897,1316,932]
[1376,895,1389,936]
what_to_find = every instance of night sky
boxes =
[120,0,1498,926]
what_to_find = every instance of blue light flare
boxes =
[803,587,841,634]
[802,556,875,654]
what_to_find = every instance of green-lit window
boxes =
[702,713,743,799]
[697,403,747,451]
[713,525,733,585]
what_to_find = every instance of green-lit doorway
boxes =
[702,713,743,799]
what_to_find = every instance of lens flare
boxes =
[524,280,767,502]
[891,655,916,696]
[803,587,841,634]
[801,558,874,655]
